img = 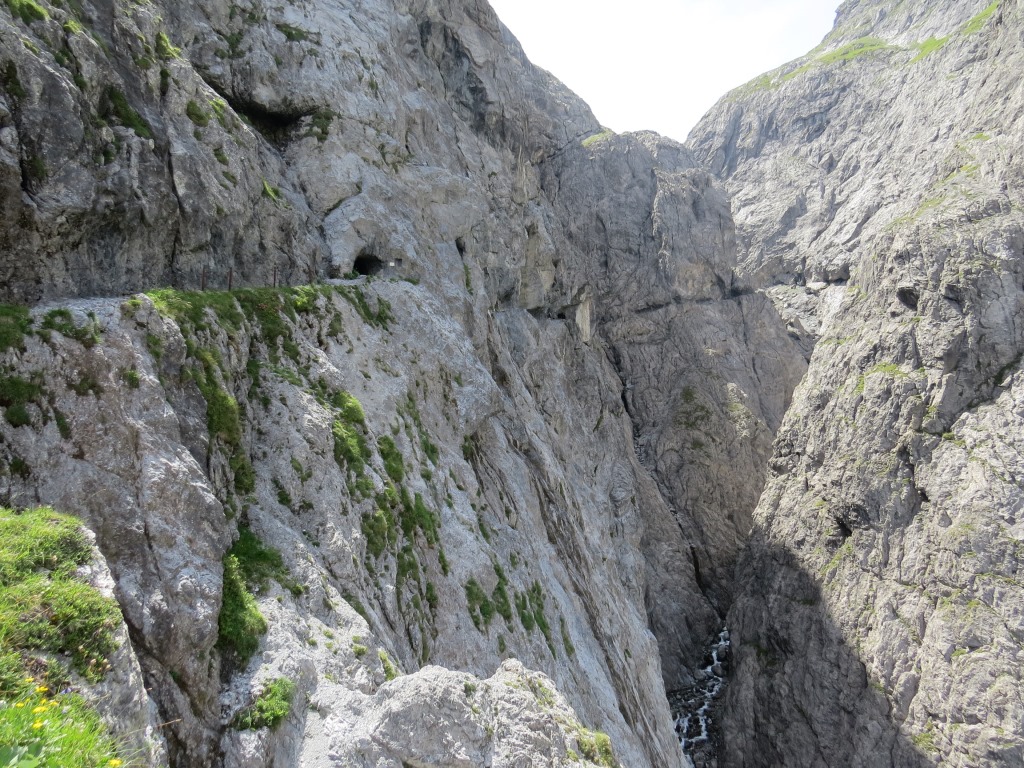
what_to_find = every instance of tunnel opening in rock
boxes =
[353,251,386,276]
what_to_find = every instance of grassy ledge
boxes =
[0,506,125,767]
[962,1,1000,36]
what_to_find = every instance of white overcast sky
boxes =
[487,0,839,142]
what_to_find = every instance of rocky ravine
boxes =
[689,0,1024,765]
[0,0,807,766]
[4,0,1021,765]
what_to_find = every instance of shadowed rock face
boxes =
[690,1,1024,765]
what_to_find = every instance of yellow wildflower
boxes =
[23,677,34,683]
[109,760,123,767]
[32,720,44,729]
[35,686,48,693]
[32,705,47,714]
[14,702,25,708]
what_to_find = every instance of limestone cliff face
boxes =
[0,0,807,766]
[690,0,1024,765]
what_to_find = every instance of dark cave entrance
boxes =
[352,252,386,276]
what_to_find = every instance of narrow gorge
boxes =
[0,0,1020,767]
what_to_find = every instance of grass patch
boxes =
[911,721,940,753]
[209,99,230,129]
[398,488,438,545]
[4,0,48,24]
[822,540,853,575]
[560,616,576,657]
[227,525,302,597]
[818,37,892,65]
[105,87,152,140]
[674,386,711,430]
[581,129,614,148]
[234,677,295,730]
[234,288,300,364]
[0,375,42,428]
[40,309,100,347]
[361,508,395,559]
[728,73,776,99]
[576,728,617,767]
[186,100,209,127]
[962,1,1000,35]
[0,508,127,766]
[261,179,282,202]
[862,362,908,384]
[217,552,266,666]
[912,36,949,62]
[275,23,308,42]
[0,304,31,353]
[155,31,180,59]
[331,390,364,425]
[491,564,512,624]
[0,507,122,680]
[218,525,301,666]
[378,649,398,681]
[465,578,493,630]
[377,436,404,484]
[0,681,122,767]
[305,108,336,142]
[192,349,242,447]
[782,36,894,83]
[146,288,243,332]
[335,286,392,330]
[525,581,554,654]
[333,419,370,476]
[1,61,25,101]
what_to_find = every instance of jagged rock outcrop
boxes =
[689,0,1024,765]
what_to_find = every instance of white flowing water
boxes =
[669,627,731,763]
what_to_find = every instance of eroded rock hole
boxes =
[896,287,919,310]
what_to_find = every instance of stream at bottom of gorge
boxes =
[668,627,731,766]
